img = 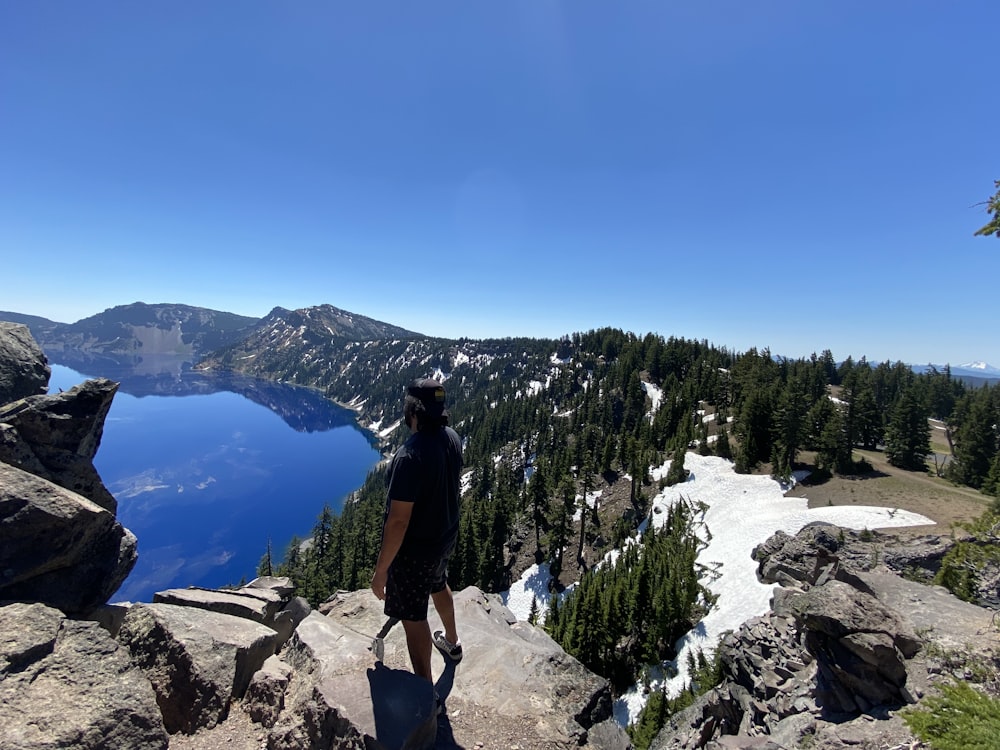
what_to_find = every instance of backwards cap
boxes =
[407,378,446,417]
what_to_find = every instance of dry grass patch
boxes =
[786,449,991,533]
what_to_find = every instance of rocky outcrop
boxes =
[1,568,623,749]
[0,322,50,404]
[0,377,119,512]
[297,587,619,749]
[756,522,1000,611]
[118,602,281,734]
[779,579,920,713]
[0,602,169,750]
[0,326,136,612]
[0,461,137,614]
[653,525,1000,750]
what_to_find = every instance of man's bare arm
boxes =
[371,499,414,600]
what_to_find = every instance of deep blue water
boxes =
[48,361,383,604]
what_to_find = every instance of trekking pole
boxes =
[370,616,399,662]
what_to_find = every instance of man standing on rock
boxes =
[371,378,464,681]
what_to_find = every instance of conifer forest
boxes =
[261,328,1000,710]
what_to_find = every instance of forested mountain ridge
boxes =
[198,315,567,439]
[237,320,999,741]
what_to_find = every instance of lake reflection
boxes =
[47,355,383,604]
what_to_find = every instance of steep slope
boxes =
[198,304,559,429]
[199,304,423,376]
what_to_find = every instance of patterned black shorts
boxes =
[384,550,451,622]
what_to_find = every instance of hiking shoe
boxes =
[432,630,463,663]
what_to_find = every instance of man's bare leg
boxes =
[431,584,459,645]
[401,619,433,681]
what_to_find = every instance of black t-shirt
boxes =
[385,425,463,558]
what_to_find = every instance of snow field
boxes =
[498,452,935,727]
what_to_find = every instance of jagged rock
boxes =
[752,524,843,587]
[857,570,998,650]
[753,525,880,597]
[246,575,296,598]
[586,718,634,750]
[787,579,917,714]
[272,595,312,650]
[153,584,286,624]
[879,534,951,580]
[0,461,137,614]
[0,322,50,404]
[245,654,293,728]
[787,579,920,656]
[0,378,119,512]
[978,559,1000,610]
[268,610,413,749]
[88,601,132,638]
[152,579,309,653]
[0,602,168,750]
[271,587,615,749]
[445,587,614,741]
[117,602,279,735]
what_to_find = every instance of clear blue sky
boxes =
[2,2,997,368]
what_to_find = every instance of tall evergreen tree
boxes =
[885,389,932,471]
[983,450,1000,498]
[948,389,998,489]
[665,445,688,486]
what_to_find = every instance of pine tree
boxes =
[528,595,539,625]
[885,389,932,471]
[257,537,274,577]
[665,445,688,486]
[714,424,732,459]
[852,385,883,450]
[949,392,998,489]
[528,465,549,557]
[983,450,1000,498]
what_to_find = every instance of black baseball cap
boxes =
[407,378,446,416]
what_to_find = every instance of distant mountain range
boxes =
[956,361,1000,375]
[0,302,421,365]
[911,361,1000,385]
[0,303,259,361]
[2,303,998,389]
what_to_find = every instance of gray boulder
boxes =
[0,601,168,750]
[0,461,137,614]
[245,654,293,728]
[444,587,613,741]
[272,595,312,650]
[117,602,279,735]
[753,524,844,587]
[153,584,286,624]
[245,574,296,598]
[786,579,919,714]
[0,378,119,512]
[283,587,615,749]
[753,524,878,597]
[0,322,50,405]
[267,611,390,749]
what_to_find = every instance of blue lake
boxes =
[48,360,383,604]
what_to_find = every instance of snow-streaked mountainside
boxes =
[501,452,935,726]
[198,309,566,434]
